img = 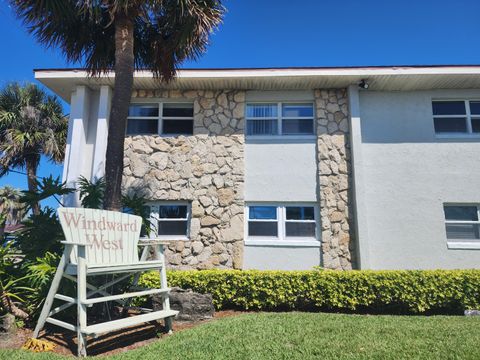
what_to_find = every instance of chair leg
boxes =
[77,247,88,357]
[33,250,69,338]
[165,317,173,334]
[158,244,174,334]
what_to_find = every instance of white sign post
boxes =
[32,207,178,357]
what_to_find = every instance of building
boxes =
[35,65,480,271]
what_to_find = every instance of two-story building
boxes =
[35,65,480,270]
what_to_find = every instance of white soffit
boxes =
[34,66,480,103]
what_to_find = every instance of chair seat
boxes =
[65,260,164,275]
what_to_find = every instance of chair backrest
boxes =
[58,207,142,267]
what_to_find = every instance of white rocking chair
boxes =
[33,207,178,357]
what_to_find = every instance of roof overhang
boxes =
[34,65,480,103]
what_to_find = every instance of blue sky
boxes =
[0,0,479,206]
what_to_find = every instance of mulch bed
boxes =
[0,310,243,357]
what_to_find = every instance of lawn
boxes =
[1,312,480,359]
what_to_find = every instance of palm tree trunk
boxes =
[103,14,135,211]
[25,156,40,215]
[0,282,29,320]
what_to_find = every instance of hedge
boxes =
[139,269,480,314]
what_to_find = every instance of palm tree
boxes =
[0,186,24,239]
[0,83,67,215]
[11,1,225,211]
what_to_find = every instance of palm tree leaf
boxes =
[11,0,225,78]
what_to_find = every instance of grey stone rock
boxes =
[153,287,215,322]
[465,309,480,316]
[0,314,16,333]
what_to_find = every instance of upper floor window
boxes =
[127,102,194,136]
[246,102,315,136]
[432,100,480,135]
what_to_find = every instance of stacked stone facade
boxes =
[315,89,355,270]
[123,88,355,270]
[123,90,245,269]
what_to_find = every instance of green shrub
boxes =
[139,269,480,314]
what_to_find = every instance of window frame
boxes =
[126,100,194,136]
[443,203,480,250]
[244,202,320,246]
[245,101,316,138]
[432,99,480,138]
[145,201,191,241]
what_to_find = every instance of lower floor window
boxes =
[247,203,318,241]
[443,204,480,240]
[145,202,190,239]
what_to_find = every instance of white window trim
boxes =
[444,203,480,250]
[127,100,194,136]
[245,101,315,138]
[146,201,191,241]
[244,203,320,247]
[433,99,480,138]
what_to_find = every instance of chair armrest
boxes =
[60,241,87,247]
[138,238,172,246]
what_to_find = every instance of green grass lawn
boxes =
[1,312,480,359]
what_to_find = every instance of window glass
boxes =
[128,104,158,117]
[249,206,277,220]
[163,119,193,135]
[246,119,278,136]
[154,204,189,237]
[286,207,315,220]
[158,220,188,236]
[126,119,158,135]
[471,118,480,133]
[444,206,478,221]
[159,205,188,219]
[163,103,194,117]
[246,104,277,118]
[470,101,480,115]
[248,222,278,237]
[282,119,314,135]
[433,118,467,133]
[286,223,316,237]
[445,224,480,240]
[432,101,466,115]
[282,104,314,117]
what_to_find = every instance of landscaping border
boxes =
[140,269,480,314]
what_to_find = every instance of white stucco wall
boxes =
[243,90,321,270]
[245,140,318,202]
[358,89,480,269]
[243,245,321,270]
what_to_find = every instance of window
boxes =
[285,206,316,237]
[246,102,314,136]
[127,102,193,136]
[246,203,318,243]
[145,203,190,239]
[432,100,480,135]
[444,205,480,241]
[248,206,278,236]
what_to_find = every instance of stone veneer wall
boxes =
[123,89,245,269]
[315,89,356,270]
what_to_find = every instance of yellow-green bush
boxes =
[139,269,480,313]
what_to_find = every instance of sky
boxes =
[0,0,479,207]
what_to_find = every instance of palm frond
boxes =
[11,0,225,79]
[0,82,66,179]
